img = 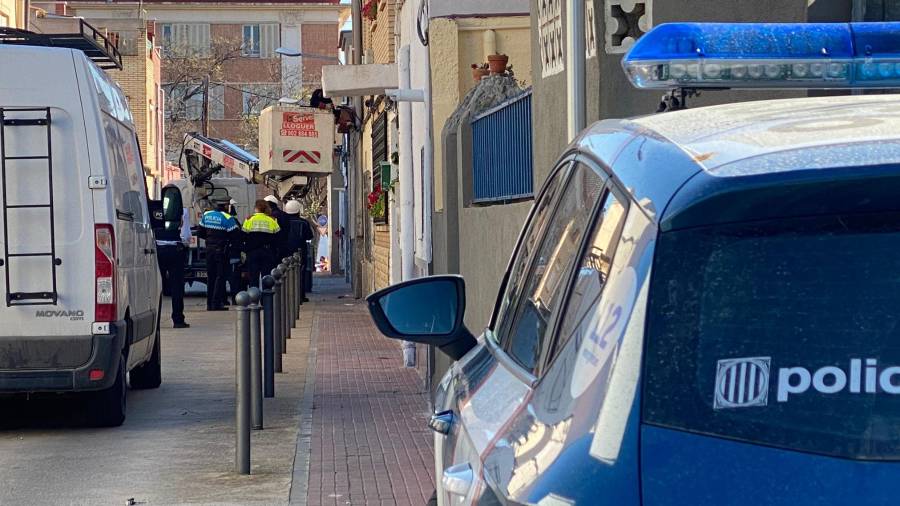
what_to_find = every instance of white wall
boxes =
[399,0,431,272]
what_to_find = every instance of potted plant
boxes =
[488,53,509,74]
[471,63,490,82]
[363,0,378,22]
[367,185,386,219]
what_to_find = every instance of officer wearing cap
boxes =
[198,200,240,311]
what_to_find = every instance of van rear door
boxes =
[0,47,96,369]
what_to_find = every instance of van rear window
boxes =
[644,213,900,460]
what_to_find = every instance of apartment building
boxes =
[65,0,345,158]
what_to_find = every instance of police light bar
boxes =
[623,22,900,89]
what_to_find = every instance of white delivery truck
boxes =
[0,42,162,426]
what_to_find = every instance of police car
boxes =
[369,22,900,505]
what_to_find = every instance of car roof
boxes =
[626,94,900,174]
[576,94,900,230]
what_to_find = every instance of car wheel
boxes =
[86,357,126,427]
[426,490,437,506]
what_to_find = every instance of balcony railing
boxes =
[471,90,533,204]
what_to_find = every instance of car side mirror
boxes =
[161,185,184,223]
[150,185,184,231]
[366,275,476,361]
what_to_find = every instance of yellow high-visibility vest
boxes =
[242,213,280,234]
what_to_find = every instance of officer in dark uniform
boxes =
[153,191,191,329]
[198,200,240,311]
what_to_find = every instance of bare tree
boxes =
[161,36,280,162]
[295,175,329,219]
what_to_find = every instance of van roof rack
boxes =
[0,19,122,70]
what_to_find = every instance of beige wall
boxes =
[428,14,532,329]
[429,15,531,213]
[0,0,22,28]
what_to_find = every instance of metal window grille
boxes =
[471,91,533,204]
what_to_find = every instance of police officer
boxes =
[242,199,281,288]
[282,201,314,302]
[198,200,240,311]
[155,200,191,329]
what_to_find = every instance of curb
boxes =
[288,302,320,506]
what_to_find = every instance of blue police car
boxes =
[368,22,900,505]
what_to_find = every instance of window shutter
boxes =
[210,85,225,120]
[260,24,279,58]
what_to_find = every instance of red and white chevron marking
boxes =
[282,149,321,164]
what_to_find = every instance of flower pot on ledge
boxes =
[488,54,509,74]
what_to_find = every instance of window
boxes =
[241,84,279,116]
[644,212,900,460]
[242,25,261,57]
[119,123,148,224]
[209,84,225,120]
[158,23,210,57]
[163,83,203,121]
[242,24,279,58]
[492,161,571,339]
[163,83,224,121]
[501,163,605,372]
[554,189,628,356]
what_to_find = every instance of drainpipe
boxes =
[398,44,416,367]
[566,0,586,140]
[422,42,433,269]
[350,0,364,297]
[398,45,415,282]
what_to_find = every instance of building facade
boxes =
[0,0,25,28]
[66,0,345,160]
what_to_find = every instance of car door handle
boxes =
[144,248,155,255]
[429,410,454,435]
[442,463,473,497]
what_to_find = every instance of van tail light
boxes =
[94,224,116,322]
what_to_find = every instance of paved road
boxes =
[0,294,314,505]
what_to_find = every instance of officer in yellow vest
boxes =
[242,199,281,288]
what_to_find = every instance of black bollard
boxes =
[294,251,306,305]
[271,267,284,373]
[247,287,263,430]
[261,275,275,398]
[283,257,294,334]
[277,262,289,349]
[233,291,251,474]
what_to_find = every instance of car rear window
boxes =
[643,212,900,460]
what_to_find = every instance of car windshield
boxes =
[644,212,900,460]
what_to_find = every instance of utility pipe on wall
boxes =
[483,30,497,61]
[398,45,415,282]
[566,0,586,141]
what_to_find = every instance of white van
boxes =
[0,45,162,426]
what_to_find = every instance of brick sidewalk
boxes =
[297,276,435,506]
